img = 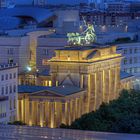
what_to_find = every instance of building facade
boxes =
[18,45,133,128]
[0,35,30,72]
[0,63,18,123]
[0,96,9,124]
[118,42,140,89]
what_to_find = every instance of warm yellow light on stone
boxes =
[29,120,32,126]
[17,45,133,128]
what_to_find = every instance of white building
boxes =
[0,96,9,124]
[37,35,67,70]
[0,35,30,72]
[0,63,18,123]
[117,42,140,89]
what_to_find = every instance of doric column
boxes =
[29,101,32,126]
[102,70,105,102]
[96,71,103,109]
[21,99,24,122]
[62,102,67,125]
[39,102,45,127]
[44,101,49,127]
[109,68,115,101]
[70,100,74,122]
[104,69,110,103]
[50,102,55,128]
[108,69,111,102]
[72,100,76,121]
[116,66,121,98]
[17,100,21,121]
[32,101,36,125]
[67,101,71,125]
[25,98,29,124]
[75,98,78,119]
[79,97,83,116]
[80,74,84,88]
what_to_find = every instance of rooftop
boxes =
[0,63,18,71]
[0,7,54,23]
[18,85,84,96]
[120,71,134,80]
[56,44,107,51]
[38,69,50,76]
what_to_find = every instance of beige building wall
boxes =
[18,90,86,128]
[49,46,122,112]
[17,45,134,128]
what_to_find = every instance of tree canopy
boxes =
[60,90,140,134]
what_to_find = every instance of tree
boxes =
[60,90,140,134]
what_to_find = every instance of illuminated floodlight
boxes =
[26,66,32,72]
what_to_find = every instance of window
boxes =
[1,87,4,95]
[9,73,12,79]
[129,68,132,73]
[6,86,8,94]
[130,48,133,54]
[7,48,14,55]
[8,58,13,64]
[134,48,138,53]
[124,49,127,54]
[124,68,127,72]
[10,99,12,110]
[9,85,12,94]
[13,85,16,93]
[134,57,138,63]
[13,73,16,79]
[129,58,132,64]
[6,74,8,80]
[124,59,127,65]
[1,75,4,81]
[134,67,138,73]
[43,49,49,55]
[14,97,16,109]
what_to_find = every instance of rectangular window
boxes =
[1,75,4,81]
[13,73,16,79]
[13,85,16,93]
[130,49,133,54]
[10,99,12,110]
[8,58,14,64]
[129,68,132,73]
[134,57,138,63]
[43,49,49,55]
[6,74,8,80]
[129,58,132,64]
[134,48,138,53]
[6,86,8,94]
[124,59,127,65]
[10,85,12,94]
[1,87,4,95]
[9,73,12,79]
[124,49,127,54]
[7,48,14,55]
[134,67,137,73]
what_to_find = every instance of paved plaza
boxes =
[0,125,140,140]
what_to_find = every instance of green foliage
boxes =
[60,90,140,133]
[8,121,26,125]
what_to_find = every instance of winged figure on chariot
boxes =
[67,18,96,46]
